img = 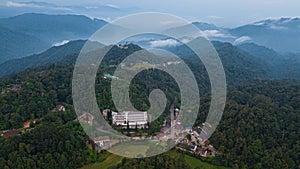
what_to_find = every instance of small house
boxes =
[56,105,66,112]
[11,84,22,92]
[155,132,164,137]
[23,120,31,128]
[2,129,19,138]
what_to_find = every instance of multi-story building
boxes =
[112,111,148,129]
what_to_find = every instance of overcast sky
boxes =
[1,0,300,27]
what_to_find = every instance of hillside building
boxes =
[112,111,148,129]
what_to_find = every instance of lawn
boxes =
[109,142,150,158]
[165,151,229,169]
[83,149,229,169]
[82,153,123,169]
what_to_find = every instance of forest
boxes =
[0,45,299,169]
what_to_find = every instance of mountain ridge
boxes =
[237,42,300,78]
[230,17,300,53]
[0,40,103,78]
[0,13,107,61]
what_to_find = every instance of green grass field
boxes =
[109,143,149,157]
[165,151,229,169]
[82,153,123,169]
[82,150,229,169]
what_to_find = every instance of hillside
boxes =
[210,80,300,168]
[164,17,300,53]
[0,13,107,61]
[0,40,103,78]
[169,41,270,84]
[0,26,49,64]
[0,13,107,43]
[0,54,299,168]
[238,43,300,78]
[230,18,300,53]
[213,42,270,82]
[0,40,274,86]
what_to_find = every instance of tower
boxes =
[170,104,175,138]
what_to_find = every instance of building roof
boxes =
[11,84,22,91]
[3,129,19,138]
[23,120,31,128]
[94,136,110,142]
[193,127,202,135]
[33,118,38,124]
[56,105,65,109]
[155,132,164,136]
[203,139,210,145]
[195,148,207,155]
[113,111,147,125]
[104,74,118,79]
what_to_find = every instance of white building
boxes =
[113,111,148,129]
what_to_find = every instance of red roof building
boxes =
[155,132,164,137]
[23,120,31,128]
[33,118,38,124]
[56,105,66,112]
[203,139,210,145]
[2,129,19,138]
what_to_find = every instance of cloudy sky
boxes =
[1,0,300,27]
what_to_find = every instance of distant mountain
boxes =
[278,53,300,78]
[0,13,107,43]
[192,22,235,42]
[2,13,300,63]
[1,32,299,82]
[237,43,300,78]
[0,40,103,78]
[0,13,107,61]
[212,41,270,82]
[161,22,234,43]
[159,41,270,84]
[123,22,234,49]
[0,1,136,20]
[161,18,300,53]
[237,43,282,64]
[0,38,270,85]
[192,22,220,30]
[0,26,49,64]
[230,17,300,53]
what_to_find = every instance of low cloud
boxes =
[270,25,288,30]
[180,38,192,44]
[53,40,70,47]
[6,1,40,8]
[105,4,120,9]
[202,30,233,38]
[234,36,252,44]
[149,39,180,48]
[52,7,72,11]
[253,21,265,26]
[6,1,71,11]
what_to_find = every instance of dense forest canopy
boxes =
[0,44,299,169]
